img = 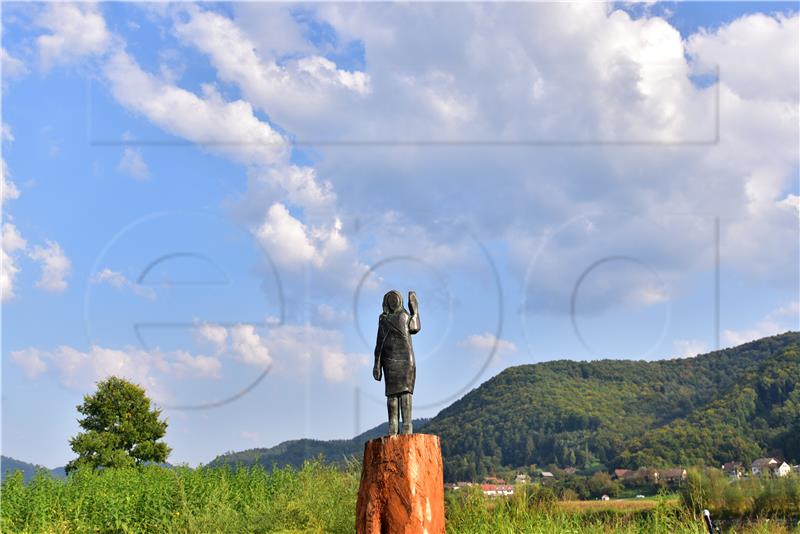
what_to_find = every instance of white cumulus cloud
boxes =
[229,324,272,366]
[103,48,288,169]
[262,323,368,383]
[315,303,352,325]
[673,339,708,358]
[10,344,222,402]
[1,221,26,253]
[1,162,20,207]
[1,48,28,81]
[723,301,800,347]
[686,12,799,102]
[172,4,370,127]
[1,222,27,301]
[196,322,229,353]
[28,240,71,293]
[118,147,150,180]
[194,322,367,383]
[36,3,111,71]
[1,133,25,301]
[253,203,350,272]
[91,268,156,299]
[458,333,518,354]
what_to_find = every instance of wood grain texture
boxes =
[356,434,445,534]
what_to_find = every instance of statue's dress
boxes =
[376,309,418,396]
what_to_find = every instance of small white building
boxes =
[481,484,514,497]
[775,462,792,477]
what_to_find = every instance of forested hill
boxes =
[208,419,430,470]
[425,331,800,481]
[1,456,65,482]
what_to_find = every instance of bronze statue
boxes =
[373,290,420,435]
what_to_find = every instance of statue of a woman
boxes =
[373,290,420,435]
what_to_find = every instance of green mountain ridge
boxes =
[208,418,431,470]
[425,331,800,481]
[1,456,65,482]
[0,456,175,482]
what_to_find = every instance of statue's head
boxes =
[382,290,403,313]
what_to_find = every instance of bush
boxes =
[560,488,579,501]
[681,468,800,521]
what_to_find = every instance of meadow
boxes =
[2,461,798,533]
[1,461,359,533]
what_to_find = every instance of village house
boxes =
[481,484,514,497]
[624,468,659,483]
[613,468,631,480]
[751,458,778,476]
[722,462,743,479]
[540,471,554,479]
[752,457,777,475]
[482,476,506,485]
[775,461,792,477]
[750,458,793,477]
[661,468,687,483]
[514,473,530,484]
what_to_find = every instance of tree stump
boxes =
[356,434,445,534]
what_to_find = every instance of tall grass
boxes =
[680,468,800,521]
[1,460,359,533]
[445,484,703,534]
[2,463,798,533]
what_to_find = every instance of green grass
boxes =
[2,463,798,533]
[1,460,359,533]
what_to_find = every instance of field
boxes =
[446,485,798,534]
[556,497,676,513]
[2,462,798,533]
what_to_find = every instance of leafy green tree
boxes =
[65,376,170,473]
[587,471,620,498]
[567,449,576,466]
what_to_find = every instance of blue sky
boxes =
[2,2,798,468]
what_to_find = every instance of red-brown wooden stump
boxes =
[355,434,445,534]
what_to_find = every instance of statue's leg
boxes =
[401,392,413,435]
[387,396,399,435]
